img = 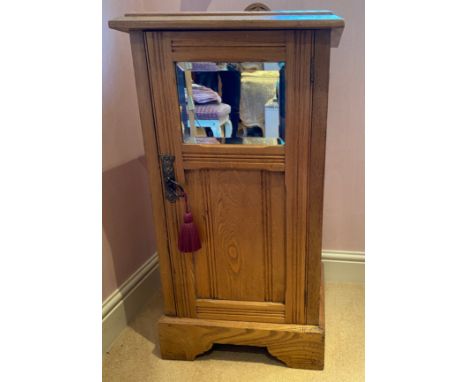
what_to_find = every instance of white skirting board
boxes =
[102,250,364,353]
[102,254,160,353]
[322,250,365,283]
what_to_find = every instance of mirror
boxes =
[175,62,285,145]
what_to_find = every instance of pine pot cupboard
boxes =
[109,10,344,370]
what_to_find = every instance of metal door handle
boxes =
[160,154,185,202]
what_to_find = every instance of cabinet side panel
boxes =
[284,30,314,324]
[306,29,331,324]
[129,31,176,315]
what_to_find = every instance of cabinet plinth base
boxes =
[158,316,325,370]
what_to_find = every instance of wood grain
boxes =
[181,144,284,156]
[209,169,265,301]
[168,30,286,48]
[306,30,331,325]
[108,11,344,34]
[261,171,273,301]
[182,154,284,172]
[159,315,324,370]
[284,30,315,324]
[159,277,324,370]
[159,316,324,370]
[167,30,286,62]
[268,172,286,302]
[196,299,285,323]
[172,47,284,62]
[146,32,196,318]
[185,168,286,304]
[128,31,176,315]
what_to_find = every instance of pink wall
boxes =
[102,0,182,301]
[102,0,364,300]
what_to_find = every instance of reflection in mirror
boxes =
[175,62,285,145]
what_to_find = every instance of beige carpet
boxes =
[103,283,364,381]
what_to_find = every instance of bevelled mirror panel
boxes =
[175,62,285,145]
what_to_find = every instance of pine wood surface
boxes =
[306,30,331,324]
[283,30,314,324]
[143,30,299,321]
[185,169,286,304]
[169,30,286,62]
[158,275,325,370]
[196,299,286,324]
[159,316,324,370]
[109,11,344,33]
[118,12,342,369]
[137,28,329,326]
[146,32,197,318]
[128,31,176,315]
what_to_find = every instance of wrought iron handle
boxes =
[160,154,185,202]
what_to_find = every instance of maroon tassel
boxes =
[178,192,201,253]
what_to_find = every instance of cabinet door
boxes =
[145,30,326,325]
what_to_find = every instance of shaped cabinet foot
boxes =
[158,315,324,370]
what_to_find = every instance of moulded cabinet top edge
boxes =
[108,10,345,35]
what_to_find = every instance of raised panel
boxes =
[186,169,286,303]
[207,169,264,301]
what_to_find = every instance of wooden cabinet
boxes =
[109,10,344,370]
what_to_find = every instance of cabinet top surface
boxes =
[108,10,344,33]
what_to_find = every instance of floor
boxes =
[103,283,364,382]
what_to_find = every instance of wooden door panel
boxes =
[186,169,286,303]
[144,30,322,324]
